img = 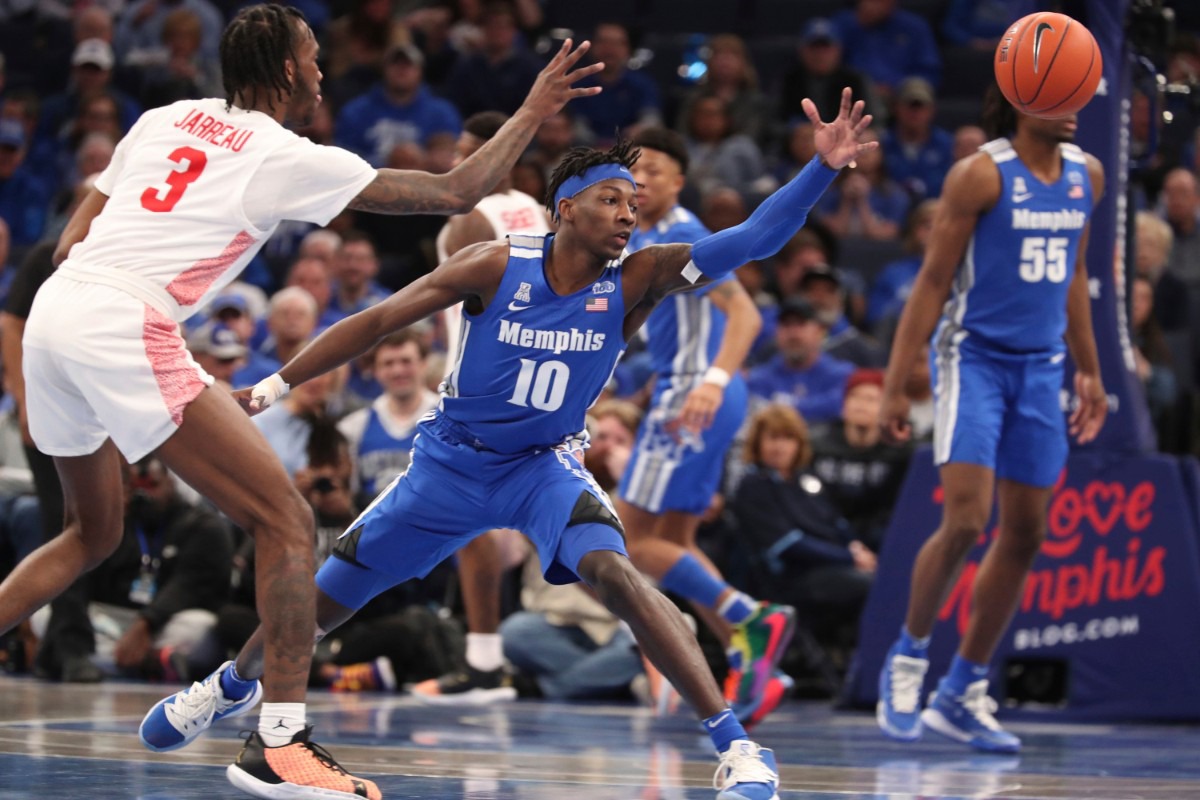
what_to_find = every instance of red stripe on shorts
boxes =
[143,305,206,426]
[165,230,257,306]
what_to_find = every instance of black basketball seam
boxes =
[1028,19,1072,110]
[1036,35,1098,115]
[1012,18,1031,105]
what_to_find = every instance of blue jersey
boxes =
[937,138,1093,354]
[441,234,627,453]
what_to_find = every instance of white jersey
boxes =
[436,188,550,360]
[64,98,376,323]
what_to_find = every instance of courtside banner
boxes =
[850,447,1200,720]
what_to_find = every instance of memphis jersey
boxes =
[338,390,440,498]
[440,234,626,453]
[936,138,1093,353]
[64,98,375,323]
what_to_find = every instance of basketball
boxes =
[994,12,1103,118]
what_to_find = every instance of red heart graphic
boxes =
[1083,482,1125,535]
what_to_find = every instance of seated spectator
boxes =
[0,119,50,250]
[132,8,223,107]
[570,22,661,146]
[1137,207,1188,336]
[443,2,545,118]
[322,231,392,327]
[1131,274,1179,433]
[833,0,941,96]
[814,127,908,240]
[338,330,441,506]
[48,92,125,194]
[201,295,278,388]
[942,0,1038,50]
[810,369,913,550]
[257,286,320,367]
[87,456,233,682]
[186,322,247,390]
[335,42,462,168]
[35,39,140,152]
[799,266,884,367]
[1159,167,1200,289]
[881,78,954,200]
[730,404,875,650]
[700,186,749,235]
[866,198,938,334]
[777,18,879,131]
[681,94,772,202]
[746,299,855,425]
[772,120,817,186]
[284,256,334,324]
[952,124,986,162]
[676,34,771,146]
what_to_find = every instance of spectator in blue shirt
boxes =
[833,0,941,96]
[747,299,855,425]
[942,0,1038,50]
[815,127,908,241]
[321,231,392,328]
[571,22,662,147]
[881,78,954,200]
[335,43,462,168]
[0,119,50,249]
[866,198,938,331]
[443,2,545,118]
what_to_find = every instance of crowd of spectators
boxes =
[0,0,1199,700]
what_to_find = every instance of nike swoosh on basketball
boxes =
[1033,22,1054,73]
[706,711,731,729]
[508,301,534,312]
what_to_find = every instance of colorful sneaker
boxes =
[725,603,796,709]
[139,660,262,752]
[921,678,1021,753]
[226,727,381,799]
[410,665,517,705]
[876,643,928,742]
[732,671,793,730]
[713,740,780,800]
[322,657,398,693]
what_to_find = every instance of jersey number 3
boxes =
[141,146,208,213]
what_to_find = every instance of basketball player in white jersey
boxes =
[415,111,554,703]
[0,6,601,799]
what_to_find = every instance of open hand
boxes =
[802,87,877,170]
[522,39,604,121]
[1069,370,1107,444]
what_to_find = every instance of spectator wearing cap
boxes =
[777,18,879,130]
[114,0,224,68]
[335,42,462,168]
[814,126,908,241]
[0,118,50,250]
[35,39,141,149]
[565,22,662,147]
[799,266,884,368]
[880,77,954,200]
[866,198,938,333]
[810,368,913,550]
[203,294,279,388]
[443,2,545,118]
[746,298,855,425]
[186,322,247,389]
[833,0,941,95]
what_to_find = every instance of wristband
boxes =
[703,366,731,388]
[252,373,290,409]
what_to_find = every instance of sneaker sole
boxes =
[876,700,923,742]
[139,682,263,753]
[411,686,518,706]
[920,708,1021,753]
[226,763,370,799]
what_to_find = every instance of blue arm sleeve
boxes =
[689,155,839,281]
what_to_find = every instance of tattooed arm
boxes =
[347,40,602,216]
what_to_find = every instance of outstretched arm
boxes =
[347,40,602,216]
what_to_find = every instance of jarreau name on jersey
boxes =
[498,320,606,354]
[173,107,254,152]
[1011,208,1087,232]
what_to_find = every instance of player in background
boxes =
[412,110,552,703]
[0,5,601,799]
[149,88,876,800]
[875,87,1107,753]
[610,127,791,726]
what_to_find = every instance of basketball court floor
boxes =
[3,675,1199,799]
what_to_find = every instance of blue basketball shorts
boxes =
[317,414,627,611]
[931,336,1067,488]
[618,375,747,515]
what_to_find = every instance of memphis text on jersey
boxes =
[173,107,254,152]
[1011,208,1087,232]
[498,320,606,354]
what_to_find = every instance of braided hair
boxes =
[545,139,641,217]
[220,3,307,113]
[981,84,1018,141]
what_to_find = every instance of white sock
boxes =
[465,632,504,672]
[258,702,307,748]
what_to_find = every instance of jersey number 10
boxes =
[1018,236,1069,283]
[508,358,570,412]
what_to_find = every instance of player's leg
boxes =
[411,528,520,704]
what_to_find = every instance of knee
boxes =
[71,518,123,571]
[247,489,314,550]
[938,518,989,558]
[579,553,646,610]
[999,522,1045,562]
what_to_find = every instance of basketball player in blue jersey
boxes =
[149,88,876,799]
[613,127,793,726]
[875,88,1108,753]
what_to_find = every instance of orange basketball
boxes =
[994,12,1103,118]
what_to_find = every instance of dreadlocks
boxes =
[545,139,641,216]
[981,84,1018,141]
[220,3,307,114]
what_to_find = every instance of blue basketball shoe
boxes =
[921,678,1021,753]
[139,660,262,752]
[713,740,780,800]
[876,643,929,742]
